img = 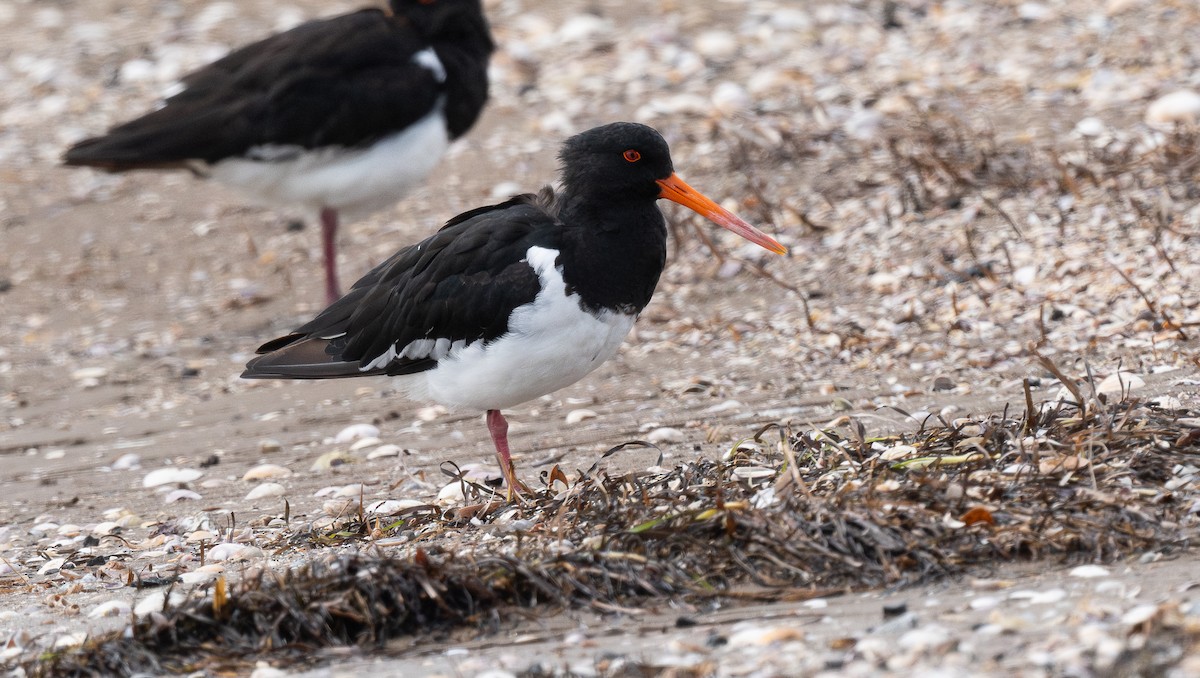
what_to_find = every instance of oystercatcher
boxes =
[242,122,787,498]
[64,0,494,303]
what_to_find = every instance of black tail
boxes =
[241,334,383,380]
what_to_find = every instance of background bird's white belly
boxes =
[209,108,450,216]
[419,247,637,411]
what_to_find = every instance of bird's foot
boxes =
[499,460,534,503]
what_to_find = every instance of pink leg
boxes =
[320,207,341,304]
[486,410,527,500]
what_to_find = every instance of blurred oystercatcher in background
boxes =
[242,122,788,499]
[64,0,494,303]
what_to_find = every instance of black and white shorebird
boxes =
[242,122,787,498]
[64,0,494,303]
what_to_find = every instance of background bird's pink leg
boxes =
[487,409,527,500]
[320,207,341,304]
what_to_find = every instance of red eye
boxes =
[623,149,641,162]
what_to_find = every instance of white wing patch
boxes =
[413,47,446,83]
[245,144,305,162]
[360,336,468,372]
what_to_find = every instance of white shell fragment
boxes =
[111,453,142,470]
[437,482,466,506]
[332,483,368,497]
[565,409,597,424]
[38,558,67,576]
[179,570,221,586]
[206,543,264,562]
[1145,90,1200,126]
[1096,373,1145,397]
[164,489,202,503]
[242,464,292,481]
[245,483,286,501]
[1121,604,1161,626]
[349,436,383,452]
[1069,565,1111,578]
[646,427,685,444]
[88,600,132,619]
[727,625,807,646]
[53,633,87,650]
[311,451,355,471]
[71,367,108,382]
[366,444,405,460]
[694,30,738,60]
[322,498,360,516]
[334,423,380,443]
[1073,117,1107,137]
[134,591,187,618]
[367,499,427,515]
[142,468,202,488]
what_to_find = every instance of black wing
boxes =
[242,195,557,380]
[64,10,443,169]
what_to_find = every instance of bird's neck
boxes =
[431,21,494,139]
[556,195,668,316]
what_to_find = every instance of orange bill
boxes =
[656,173,787,255]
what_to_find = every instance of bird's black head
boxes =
[558,122,675,204]
[558,122,789,255]
[391,0,490,41]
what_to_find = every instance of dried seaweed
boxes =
[27,394,1200,676]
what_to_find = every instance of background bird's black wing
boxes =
[64,10,443,169]
[243,195,556,380]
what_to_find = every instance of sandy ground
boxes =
[3,0,1200,675]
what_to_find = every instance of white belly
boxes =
[404,246,637,411]
[208,107,450,217]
